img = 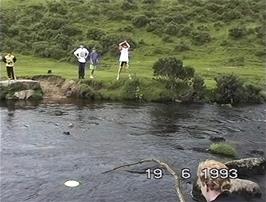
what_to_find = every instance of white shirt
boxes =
[119,47,129,62]
[74,47,89,63]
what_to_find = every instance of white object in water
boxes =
[64,180,80,187]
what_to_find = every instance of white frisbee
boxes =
[64,180,80,187]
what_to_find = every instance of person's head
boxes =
[80,45,84,48]
[92,47,96,53]
[122,43,128,48]
[197,160,231,202]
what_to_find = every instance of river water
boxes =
[1,101,266,202]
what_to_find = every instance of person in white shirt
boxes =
[74,45,89,79]
[117,40,131,80]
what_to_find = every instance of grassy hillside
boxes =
[0,0,265,88]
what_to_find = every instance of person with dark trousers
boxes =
[74,45,89,79]
[3,52,17,80]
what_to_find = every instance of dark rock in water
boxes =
[191,147,209,153]
[174,145,185,150]
[209,136,226,142]
[54,110,67,116]
[225,157,266,177]
[63,131,71,135]
[249,150,264,156]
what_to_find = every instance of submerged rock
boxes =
[209,136,226,142]
[14,90,35,100]
[225,157,266,177]
[63,131,71,135]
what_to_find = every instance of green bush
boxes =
[214,74,245,104]
[121,78,143,100]
[153,57,195,80]
[132,15,149,27]
[174,41,191,52]
[79,84,96,99]
[192,74,207,101]
[210,143,237,157]
[229,27,247,39]
[87,28,106,40]
[121,0,138,10]
[192,32,212,45]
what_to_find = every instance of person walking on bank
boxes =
[74,45,89,79]
[89,48,100,79]
[3,52,17,80]
[117,40,131,80]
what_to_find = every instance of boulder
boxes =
[225,157,266,177]
[14,89,35,100]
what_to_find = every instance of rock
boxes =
[225,157,266,177]
[63,131,71,135]
[47,70,52,74]
[68,123,74,128]
[173,145,185,150]
[209,136,226,142]
[54,110,65,116]
[230,178,261,198]
[14,89,35,100]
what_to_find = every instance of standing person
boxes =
[117,40,131,80]
[74,45,89,79]
[89,48,100,79]
[3,52,17,80]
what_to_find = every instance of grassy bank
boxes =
[0,54,265,90]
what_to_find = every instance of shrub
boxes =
[61,24,82,36]
[174,41,191,52]
[214,74,245,104]
[164,22,179,35]
[132,15,149,27]
[192,32,212,45]
[226,57,245,66]
[78,84,96,99]
[121,78,143,100]
[210,143,237,157]
[87,28,106,40]
[153,57,195,80]
[192,74,206,101]
[229,27,247,39]
[121,0,138,10]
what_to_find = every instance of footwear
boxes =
[129,75,132,80]
[116,76,119,80]
[90,75,94,79]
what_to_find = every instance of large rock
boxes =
[14,89,35,100]
[225,157,266,177]
[0,80,43,100]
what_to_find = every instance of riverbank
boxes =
[0,74,265,104]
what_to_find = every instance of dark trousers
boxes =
[6,66,15,79]
[78,62,85,79]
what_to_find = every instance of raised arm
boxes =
[125,41,130,48]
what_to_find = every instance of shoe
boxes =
[116,76,119,80]
[90,75,94,79]
[129,75,132,80]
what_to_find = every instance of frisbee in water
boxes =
[64,180,80,187]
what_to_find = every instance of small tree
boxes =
[152,57,194,80]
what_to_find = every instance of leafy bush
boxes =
[229,27,247,39]
[213,74,264,104]
[121,0,138,10]
[87,28,106,40]
[121,78,143,100]
[153,57,195,80]
[192,32,211,45]
[164,22,179,35]
[214,74,245,104]
[174,41,191,52]
[132,15,149,27]
[210,143,237,157]
[192,74,207,101]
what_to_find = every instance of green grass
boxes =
[210,143,237,158]
[1,53,264,90]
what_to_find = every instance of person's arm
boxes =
[13,57,17,63]
[74,49,79,58]
[125,41,130,48]
[85,49,89,58]
[2,56,6,63]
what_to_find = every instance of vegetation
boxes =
[0,0,265,103]
[209,143,237,157]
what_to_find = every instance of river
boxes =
[1,100,266,202]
